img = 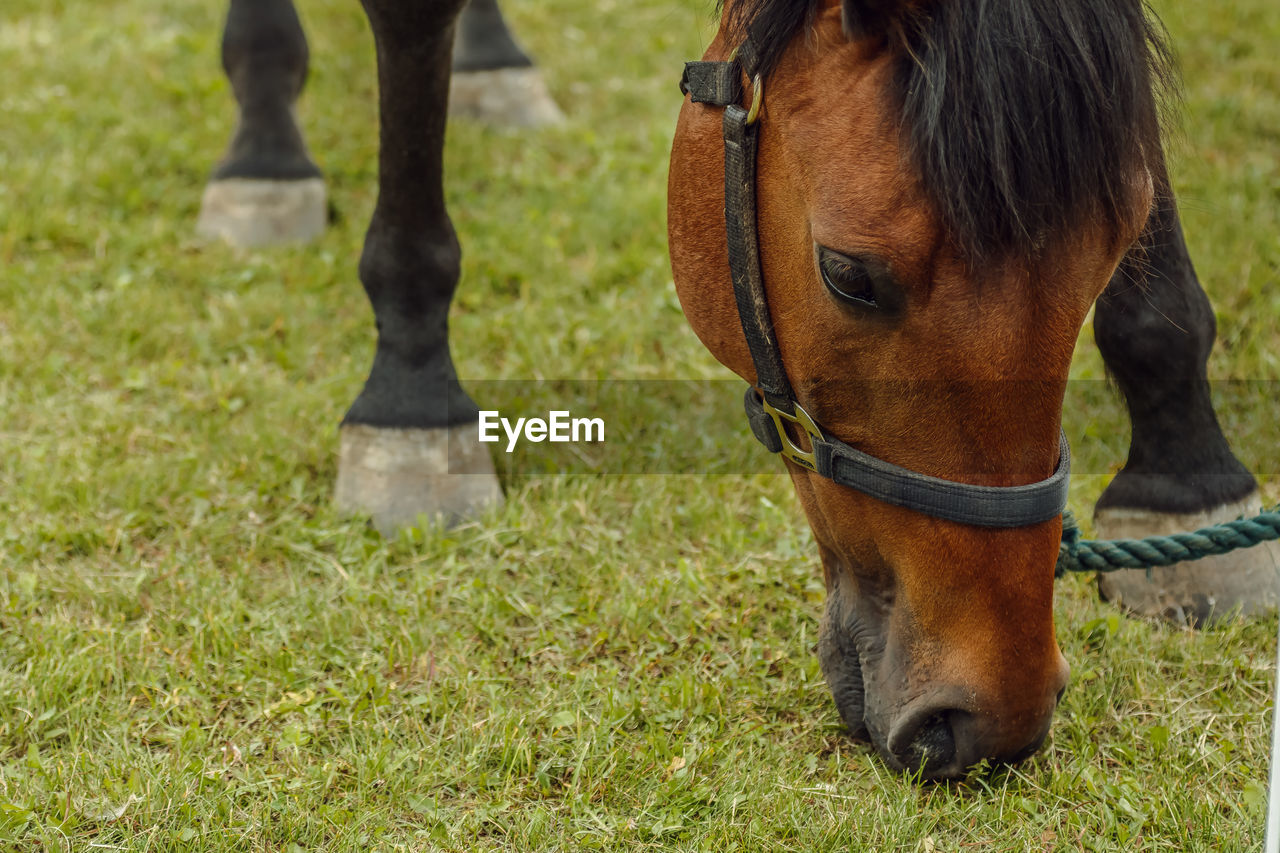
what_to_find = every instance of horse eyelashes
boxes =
[818,248,879,308]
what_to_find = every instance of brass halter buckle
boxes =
[761,397,823,472]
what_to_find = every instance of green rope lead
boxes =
[1056,506,1280,577]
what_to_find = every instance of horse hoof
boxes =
[448,67,564,128]
[335,423,503,535]
[196,177,327,248]
[1093,493,1280,626]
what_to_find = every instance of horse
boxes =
[668,0,1271,778]
[199,0,1275,780]
[198,0,560,527]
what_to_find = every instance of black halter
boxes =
[680,40,1071,528]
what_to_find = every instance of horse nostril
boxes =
[887,680,1063,778]
[895,712,956,774]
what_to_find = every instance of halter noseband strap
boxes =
[680,39,1072,529]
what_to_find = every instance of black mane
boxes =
[720,0,1175,263]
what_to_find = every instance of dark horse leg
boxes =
[1093,174,1278,625]
[199,0,327,247]
[334,0,502,533]
[448,0,563,127]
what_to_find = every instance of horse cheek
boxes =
[668,100,759,384]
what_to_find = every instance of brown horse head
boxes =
[668,0,1168,778]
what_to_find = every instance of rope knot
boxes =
[1056,509,1084,578]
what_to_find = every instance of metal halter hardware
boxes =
[760,396,822,472]
[679,38,1072,529]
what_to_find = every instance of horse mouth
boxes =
[817,595,871,742]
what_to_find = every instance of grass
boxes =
[1,0,1279,849]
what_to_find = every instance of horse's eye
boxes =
[817,247,878,309]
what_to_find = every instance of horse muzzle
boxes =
[863,650,1069,779]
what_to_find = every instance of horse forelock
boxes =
[720,0,1176,265]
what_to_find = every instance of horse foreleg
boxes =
[335,0,502,534]
[1092,179,1279,625]
[449,0,563,127]
[198,0,327,248]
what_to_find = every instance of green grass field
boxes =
[2,0,1279,849]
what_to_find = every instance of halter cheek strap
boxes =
[680,40,1072,529]
[682,41,794,413]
